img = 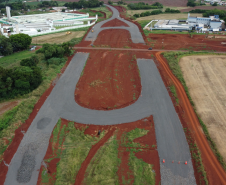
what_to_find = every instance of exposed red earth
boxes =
[148,34,226,52]
[155,52,226,184]
[37,116,160,185]
[94,29,147,48]
[0,54,76,185]
[74,50,141,110]
[101,18,129,27]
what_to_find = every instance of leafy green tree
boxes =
[20,58,36,67]
[212,2,217,6]
[0,35,13,56]
[10,33,32,51]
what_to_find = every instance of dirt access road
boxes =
[155,52,226,184]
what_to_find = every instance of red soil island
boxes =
[101,18,129,27]
[94,29,147,48]
[74,50,141,110]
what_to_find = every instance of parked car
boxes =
[148,47,152,50]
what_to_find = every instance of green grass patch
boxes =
[169,85,179,104]
[129,151,155,185]
[55,122,105,185]
[83,135,120,185]
[163,51,226,171]
[0,50,35,69]
[91,6,112,18]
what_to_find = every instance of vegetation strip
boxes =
[163,51,226,171]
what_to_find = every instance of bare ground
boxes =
[31,31,85,44]
[179,55,226,161]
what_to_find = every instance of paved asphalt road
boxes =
[4,5,196,185]
[85,5,145,44]
[4,53,196,184]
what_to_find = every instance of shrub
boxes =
[20,58,36,67]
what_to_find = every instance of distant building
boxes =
[187,13,222,31]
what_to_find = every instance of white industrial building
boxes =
[0,6,97,37]
[187,13,223,31]
[144,13,223,32]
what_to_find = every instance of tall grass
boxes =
[55,122,105,185]
[83,135,120,185]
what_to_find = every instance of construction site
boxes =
[0,3,226,185]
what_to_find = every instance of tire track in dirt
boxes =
[74,127,116,185]
[155,52,226,184]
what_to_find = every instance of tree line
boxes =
[0,34,72,101]
[133,8,180,18]
[64,0,104,9]
[128,2,163,10]
[190,8,226,22]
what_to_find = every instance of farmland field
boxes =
[31,31,85,44]
[136,13,203,21]
[179,55,226,161]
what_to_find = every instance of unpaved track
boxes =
[155,52,226,184]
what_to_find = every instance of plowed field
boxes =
[180,55,226,162]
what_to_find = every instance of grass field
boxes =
[0,50,35,69]
[31,31,85,44]
[136,13,203,21]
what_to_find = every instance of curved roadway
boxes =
[4,5,196,185]
[85,5,145,44]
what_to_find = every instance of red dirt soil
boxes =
[148,34,226,52]
[155,52,226,184]
[74,50,141,110]
[93,29,147,48]
[0,54,76,185]
[101,18,129,27]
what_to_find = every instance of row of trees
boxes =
[0,2,30,10]
[0,56,42,100]
[64,0,104,9]
[133,8,180,18]
[165,8,180,13]
[203,9,226,22]
[133,10,162,18]
[128,2,163,10]
[0,34,32,56]
[37,1,58,8]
